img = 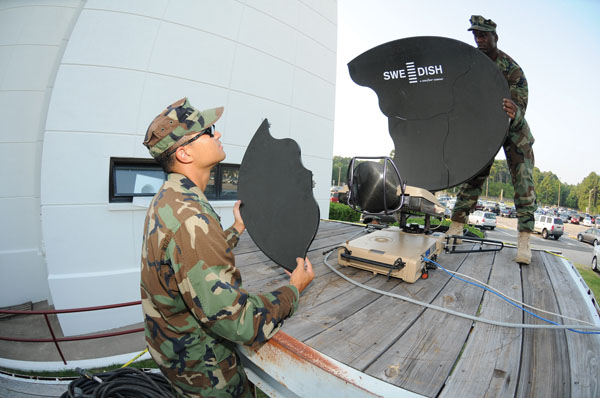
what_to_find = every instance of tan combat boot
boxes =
[515,231,532,265]
[447,221,464,244]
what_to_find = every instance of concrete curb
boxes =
[0,350,151,372]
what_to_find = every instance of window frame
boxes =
[109,157,239,203]
[204,163,240,201]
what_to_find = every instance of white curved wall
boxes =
[0,0,83,309]
[1,0,337,336]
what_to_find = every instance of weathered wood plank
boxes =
[440,246,523,398]
[239,225,375,303]
[233,220,361,254]
[364,249,494,397]
[236,233,357,283]
[541,252,600,397]
[237,221,598,396]
[283,269,401,341]
[235,223,364,269]
[238,232,365,291]
[303,250,470,370]
[516,251,570,398]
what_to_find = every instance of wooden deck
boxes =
[235,220,600,397]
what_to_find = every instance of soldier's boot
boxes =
[447,221,464,245]
[515,231,532,265]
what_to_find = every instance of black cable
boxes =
[60,367,174,398]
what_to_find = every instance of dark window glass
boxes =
[206,163,239,200]
[220,165,239,201]
[109,158,238,203]
[205,168,217,200]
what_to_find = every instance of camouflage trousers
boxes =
[155,346,252,398]
[451,123,536,232]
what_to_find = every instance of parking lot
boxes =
[492,216,597,268]
[495,215,591,240]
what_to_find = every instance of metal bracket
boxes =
[444,236,504,254]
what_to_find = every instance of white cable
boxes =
[445,267,597,327]
[449,239,597,326]
[323,250,600,331]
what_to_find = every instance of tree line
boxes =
[331,156,600,214]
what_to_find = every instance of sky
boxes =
[333,0,600,186]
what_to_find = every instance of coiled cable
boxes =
[60,367,173,398]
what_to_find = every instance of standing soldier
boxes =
[447,16,536,265]
[141,97,314,397]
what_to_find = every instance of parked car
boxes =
[570,215,581,224]
[483,202,498,213]
[501,207,517,218]
[558,213,570,223]
[592,243,599,272]
[582,216,594,227]
[468,210,497,230]
[330,191,339,203]
[577,228,600,245]
[330,186,348,204]
[474,200,484,211]
[534,215,564,240]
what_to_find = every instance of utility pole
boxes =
[557,182,561,207]
[485,177,489,198]
[338,166,342,186]
[589,187,597,213]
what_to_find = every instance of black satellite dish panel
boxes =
[238,119,320,272]
[348,158,403,214]
[348,36,510,191]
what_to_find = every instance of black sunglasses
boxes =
[161,125,215,158]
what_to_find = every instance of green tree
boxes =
[331,156,352,186]
[490,159,510,184]
[537,174,559,206]
[565,187,578,209]
[532,167,543,188]
[576,172,600,213]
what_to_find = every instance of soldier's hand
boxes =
[502,98,517,120]
[286,257,314,294]
[232,200,245,234]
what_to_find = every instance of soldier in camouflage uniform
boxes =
[448,16,536,265]
[141,97,315,397]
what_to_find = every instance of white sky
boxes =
[333,0,600,186]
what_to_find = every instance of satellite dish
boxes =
[347,157,404,214]
[238,119,320,272]
[348,36,510,191]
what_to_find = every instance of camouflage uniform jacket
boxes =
[141,173,299,397]
[495,49,535,146]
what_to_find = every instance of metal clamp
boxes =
[444,236,504,254]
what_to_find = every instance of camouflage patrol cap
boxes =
[143,97,223,158]
[468,15,497,32]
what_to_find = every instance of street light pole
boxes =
[338,166,341,186]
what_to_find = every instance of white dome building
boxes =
[0,0,337,336]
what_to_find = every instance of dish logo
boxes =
[382,62,444,84]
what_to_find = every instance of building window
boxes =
[109,158,239,203]
[205,163,240,201]
[109,158,166,203]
